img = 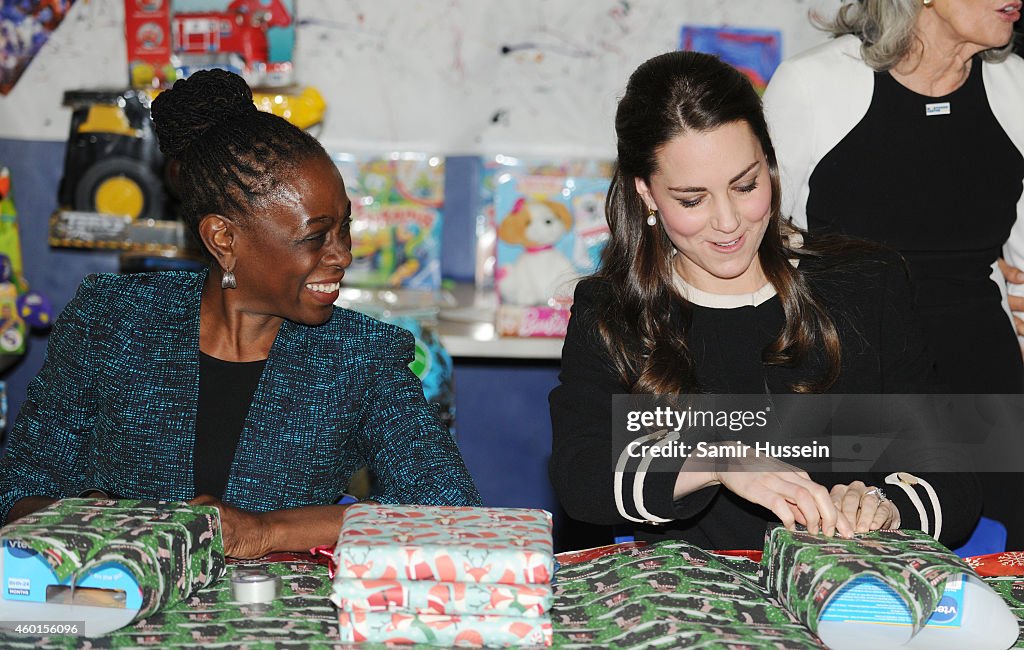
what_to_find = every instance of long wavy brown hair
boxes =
[595,51,841,394]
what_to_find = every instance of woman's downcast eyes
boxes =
[676,181,760,209]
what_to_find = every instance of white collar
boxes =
[672,272,778,308]
[669,230,802,308]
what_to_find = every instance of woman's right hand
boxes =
[711,451,854,538]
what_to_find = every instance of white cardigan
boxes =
[763,34,1024,328]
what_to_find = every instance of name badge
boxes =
[925,102,951,116]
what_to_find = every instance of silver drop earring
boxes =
[221,270,237,290]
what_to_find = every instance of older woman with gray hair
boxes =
[763,0,1024,549]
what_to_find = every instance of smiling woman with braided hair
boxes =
[0,69,481,557]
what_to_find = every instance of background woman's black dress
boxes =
[805,60,1024,549]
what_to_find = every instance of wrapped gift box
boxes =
[332,504,554,647]
[1,498,224,621]
[334,504,553,585]
[333,577,551,617]
[338,609,553,646]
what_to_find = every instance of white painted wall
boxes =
[0,0,835,156]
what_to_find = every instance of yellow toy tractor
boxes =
[57,86,326,221]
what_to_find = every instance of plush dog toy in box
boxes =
[496,198,578,306]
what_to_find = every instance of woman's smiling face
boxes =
[923,0,1020,56]
[232,155,354,326]
[636,119,773,295]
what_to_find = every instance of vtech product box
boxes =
[3,539,141,609]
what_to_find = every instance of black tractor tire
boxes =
[74,156,165,219]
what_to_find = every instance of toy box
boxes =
[332,153,445,292]
[0,0,75,95]
[1,499,224,635]
[126,0,296,89]
[476,156,613,293]
[50,84,323,252]
[3,539,144,610]
[494,172,610,337]
[336,288,455,435]
[0,166,51,364]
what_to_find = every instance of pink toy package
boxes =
[494,174,609,337]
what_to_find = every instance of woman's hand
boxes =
[189,494,272,559]
[998,258,1024,336]
[829,481,901,533]
[710,450,854,538]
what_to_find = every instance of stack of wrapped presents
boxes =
[331,503,554,647]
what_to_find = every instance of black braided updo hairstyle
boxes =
[150,69,327,252]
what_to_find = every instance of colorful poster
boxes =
[680,25,782,93]
[332,153,445,291]
[0,0,75,95]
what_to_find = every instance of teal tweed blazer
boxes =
[0,271,481,523]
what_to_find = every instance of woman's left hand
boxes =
[998,258,1024,336]
[829,481,901,533]
[189,494,272,559]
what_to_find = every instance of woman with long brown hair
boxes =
[549,51,980,550]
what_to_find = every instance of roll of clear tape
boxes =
[230,569,282,604]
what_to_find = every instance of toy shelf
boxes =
[438,283,563,360]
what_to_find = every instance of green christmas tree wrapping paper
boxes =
[0,561,343,650]
[552,540,825,648]
[762,525,974,635]
[979,577,1024,648]
[1,544,1022,648]
[1,498,225,620]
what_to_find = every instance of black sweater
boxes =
[549,250,980,550]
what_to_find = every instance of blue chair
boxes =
[953,516,1007,558]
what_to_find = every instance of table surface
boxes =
[2,545,1023,650]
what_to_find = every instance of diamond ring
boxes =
[865,487,888,502]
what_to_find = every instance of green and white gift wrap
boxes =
[1,498,225,626]
[763,525,972,635]
[552,540,824,649]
